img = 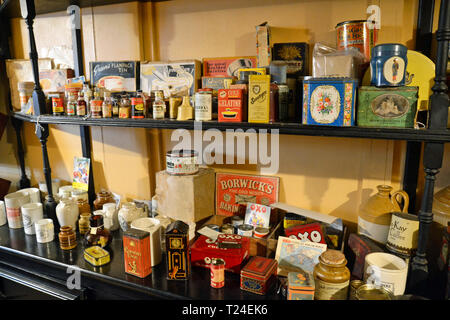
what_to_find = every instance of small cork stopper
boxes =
[320,249,346,266]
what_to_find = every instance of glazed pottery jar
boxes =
[21,202,44,235]
[78,212,91,235]
[313,249,350,300]
[77,198,91,215]
[118,202,139,231]
[56,198,80,231]
[93,191,115,210]
[59,225,77,250]
[103,203,119,231]
[358,185,409,244]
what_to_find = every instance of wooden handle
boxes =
[391,190,410,213]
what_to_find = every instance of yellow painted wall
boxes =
[2,0,449,228]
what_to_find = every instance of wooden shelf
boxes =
[12,112,450,143]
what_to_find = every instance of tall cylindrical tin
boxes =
[386,212,419,257]
[336,20,378,62]
[210,258,225,288]
[277,84,289,122]
[194,89,213,121]
[370,43,408,87]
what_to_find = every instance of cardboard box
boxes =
[39,69,75,94]
[141,60,201,98]
[218,88,247,122]
[89,60,139,92]
[6,59,53,111]
[202,76,235,93]
[272,42,309,76]
[240,256,277,295]
[155,167,215,223]
[202,56,257,77]
[190,235,250,273]
[248,74,271,123]
[256,22,272,67]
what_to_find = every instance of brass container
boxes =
[349,280,364,300]
[59,225,77,250]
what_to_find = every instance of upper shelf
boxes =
[1,0,167,18]
[12,113,450,143]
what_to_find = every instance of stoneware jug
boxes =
[56,198,80,231]
[358,185,409,244]
[118,202,140,231]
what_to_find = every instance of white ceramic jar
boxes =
[20,187,41,203]
[0,200,6,226]
[4,191,31,229]
[56,198,79,230]
[131,217,162,266]
[21,202,44,235]
[35,218,54,243]
[103,203,119,231]
[118,202,139,231]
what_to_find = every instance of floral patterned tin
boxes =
[302,77,358,126]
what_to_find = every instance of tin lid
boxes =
[124,228,150,239]
[238,224,254,231]
[241,256,278,280]
[319,249,347,266]
[166,149,198,158]
[254,227,270,235]
[356,284,393,300]
[84,246,110,259]
[335,19,374,28]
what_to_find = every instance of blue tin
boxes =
[370,43,408,87]
[302,77,358,126]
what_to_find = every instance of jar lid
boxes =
[320,249,347,266]
[90,214,104,227]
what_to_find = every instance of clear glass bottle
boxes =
[102,91,113,118]
[152,90,166,119]
[111,96,119,118]
[66,92,77,116]
[77,91,87,116]
[84,214,112,248]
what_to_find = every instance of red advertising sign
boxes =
[216,173,279,217]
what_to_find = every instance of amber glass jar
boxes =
[93,191,115,210]
[59,226,77,250]
[78,212,91,235]
[313,249,350,300]
[84,215,112,248]
[77,199,91,215]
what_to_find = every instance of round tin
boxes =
[336,20,378,62]
[221,223,234,234]
[349,280,365,300]
[205,224,220,232]
[237,224,254,237]
[194,89,212,121]
[166,149,199,175]
[370,43,408,87]
[355,284,394,300]
[254,227,270,238]
[210,258,225,288]
[231,216,244,227]
[386,212,419,257]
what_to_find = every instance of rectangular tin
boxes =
[248,74,271,123]
[302,77,358,126]
[287,271,315,300]
[357,86,418,128]
[284,222,326,244]
[202,76,235,93]
[240,256,277,295]
[84,246,110,267]
[123,229,152,278]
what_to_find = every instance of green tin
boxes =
[357,86,418,128]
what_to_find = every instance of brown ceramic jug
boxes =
[358,185,409,244]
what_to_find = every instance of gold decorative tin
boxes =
[84,246,110,266]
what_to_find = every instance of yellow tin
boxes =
[84,246,111,266]
[248,74,271,123]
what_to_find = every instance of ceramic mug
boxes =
[0,200,6,226]
[131,217,162,266]
[363,252,408,296]
[4,191,31,229]
[35,218,55,243]
[20,187,41,203]
[21,202,44,235]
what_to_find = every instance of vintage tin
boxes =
[50,92,65,116]
[166,149,199,175]
[285,222,326,244]
[248,74,271,123]
[221,223,235,235]
[123,229,152,278]
[272,42,309,76]
[237,224,254,237]
[203,57,257,77]
[190,235,250,273]
[386,212,420,257]
[195,89,213,121]
[202,76,235,93]
[211,258,225,288]
[254,227,270,239]
[287,271,315,300]
[357,86,418,128]
[240,256,278,295]
[166,220,190,280]
[277,84,289,121]
[218,89,247,122]
[131,96,145,119]
[355,284,394,300]
[336,20,378,62]
[217,233,243,249]
[349,280,364,300]
[371,43,408,87]
[84,246,110,267]
[283,212,307,229]
[302,77,358,126]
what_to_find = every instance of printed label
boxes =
[387,214,419,251]
[383,57,405,84]
[194,94,212,121]
[315,279,349,300]
[52,97,64,113]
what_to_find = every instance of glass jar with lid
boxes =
[313,249,350,300]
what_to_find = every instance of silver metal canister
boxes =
[194,89,212,121]
[166,149,199,175]
[237,224,254,237]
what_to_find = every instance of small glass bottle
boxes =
[111,96,119,118]
[119,95,131,119]
[152,90,166,119]
[84,214,112,248]
[313,249,350,300]
[83,82,92,113]
[132,90,146,119]
[102,91,113,118]
[77,91,87,116]
[90,90,102,118]
[66,92,77,116]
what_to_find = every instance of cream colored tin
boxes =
[166,149,199,175]
[386,212,419,256]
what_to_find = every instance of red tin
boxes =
[336,20,378,62]
[210,258,225,288]
[123,229,152,278]
[218,88,247,122]
[284,222,326,244]
[190,235,249,274]
[217,233,243,249]
[240,256,277,295]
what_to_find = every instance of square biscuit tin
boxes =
[302,77,358,126]
[240,256,277,295]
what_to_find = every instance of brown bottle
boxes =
[59,225,77,250]
[93,191,115,210]
[77,198,91,215]
[84,215,112,248]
